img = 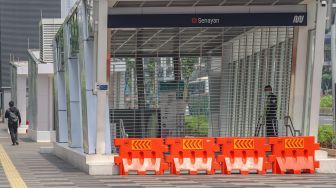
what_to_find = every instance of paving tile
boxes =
[1,124,336,188]
[0,160,11,188]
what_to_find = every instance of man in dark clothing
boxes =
[4,101,21,145]
[264,85,278,137]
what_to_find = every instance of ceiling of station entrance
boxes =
[110,27,253,57]
[108,0,301,57]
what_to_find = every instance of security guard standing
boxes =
[264,85,278,137]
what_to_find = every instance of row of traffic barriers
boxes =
[114,136,319,175]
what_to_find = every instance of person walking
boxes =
[264,85,278,137]
[4,101,21,145]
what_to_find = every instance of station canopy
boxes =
[108,0,305,57]
[109,0,304,7]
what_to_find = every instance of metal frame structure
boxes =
[52,1,327,175]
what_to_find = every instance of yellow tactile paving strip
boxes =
[0,144,27,188]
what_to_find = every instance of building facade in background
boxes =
[0,0,61,118]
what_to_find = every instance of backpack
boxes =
[8,109,18,123]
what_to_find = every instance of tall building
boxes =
[0,0,61,116]
[39,19,64,63]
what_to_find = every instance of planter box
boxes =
[321,148,336,157]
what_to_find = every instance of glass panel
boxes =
[56,31,65,72]
[84,0,94,38]
[68,10,79,56]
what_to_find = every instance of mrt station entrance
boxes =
[108,12,299,139]
[53,0,327,175]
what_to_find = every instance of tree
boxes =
[146,58,158,107]
[181,57,198,101]
[125,58,136,108]
[322,66,332,95]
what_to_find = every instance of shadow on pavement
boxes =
[40,153,85,173]
[18,137,34,143]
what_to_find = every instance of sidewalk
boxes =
[1,123,336,188]
[0,124,109,188]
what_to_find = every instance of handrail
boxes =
[284,116,301,136]
[255,115,264,137]
[119,119,128,138]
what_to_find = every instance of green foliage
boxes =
[146,59,156,77]
[318,125,334,148]
[320,95,333,108]
[184,115,208,137]
[148,113,158,137]
[321,66,332,94]
[181,57,198,80]
[145,59,158,107]
[188,96,209,116]
[180,57,198,102]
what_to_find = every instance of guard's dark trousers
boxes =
[266,116,278,137]
[8,124,18,144]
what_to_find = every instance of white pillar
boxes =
[331,23,336,135]
[290,0,327,137]
[290,26,309,132]
[94,0,110,154]
[17,75,27,125]
[308,1,327,137]
[36,75,52,132]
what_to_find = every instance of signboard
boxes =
[96,83,109,91]
[108,13,307,28]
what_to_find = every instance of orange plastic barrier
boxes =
[114,138,168,175]
[166,138,219,175]
[268,136,320,174]
[216,137,270,174]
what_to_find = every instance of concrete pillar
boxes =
[94,0,110,154]
[290,26,309,132]
[290,1,311,132]
[308,1,327,137]
[290,0,327,137]
[17,75,27,125]
[331,21,336,139]
[36,75,50,131]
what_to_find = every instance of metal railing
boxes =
[254,115,279,137]
[255,115,264,137]
[119,119,128,138]
[284,116,301,136]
